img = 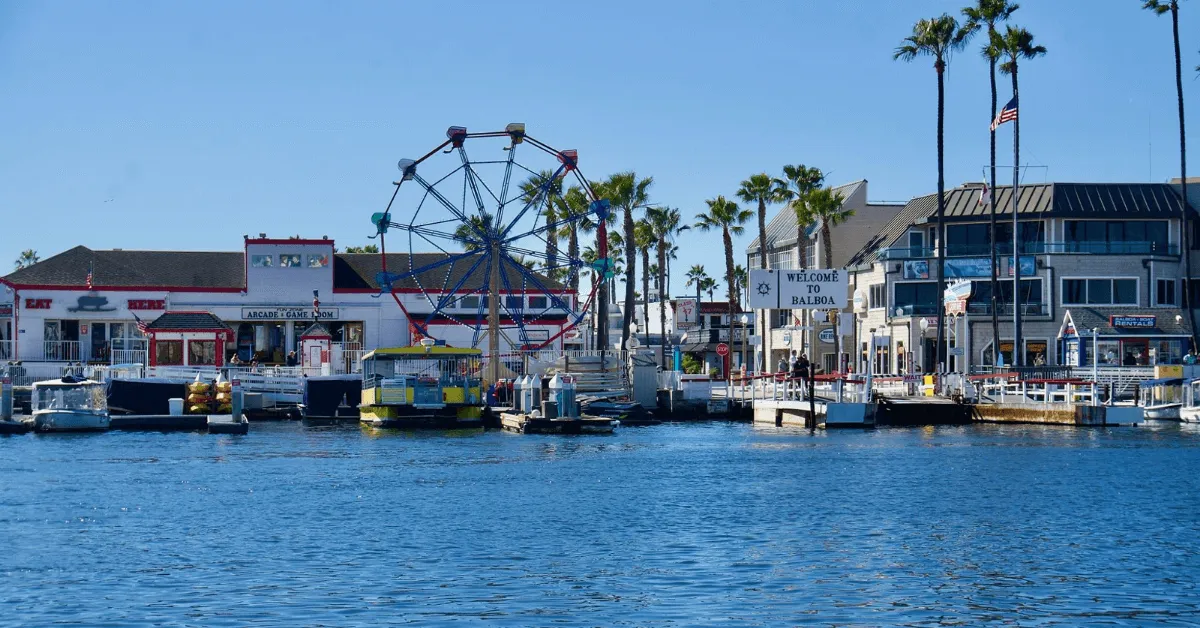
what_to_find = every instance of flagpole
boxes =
[1011,91,1022,368]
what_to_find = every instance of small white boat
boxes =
[32,377,110,432]
[1181,379,1200,424]
[1140,377,1182,421]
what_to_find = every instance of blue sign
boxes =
[1110,315,1156,329]
[944,257,994,278]
[902,260,930,279]
[1007,256,1036,277]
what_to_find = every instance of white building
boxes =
[0,236,575,366]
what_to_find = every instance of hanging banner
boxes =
[1006,256,1036,277]
[943,258,993,278]
[902,260,930,279]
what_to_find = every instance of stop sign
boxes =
[716,343,729,356]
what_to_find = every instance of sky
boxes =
[1,0,1198,297]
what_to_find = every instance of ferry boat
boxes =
[1181,379,1200,423]
[1140,377,1183,421]
[32,377,110,432]
[358,343,484,429]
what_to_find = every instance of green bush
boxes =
[681,353,703,375]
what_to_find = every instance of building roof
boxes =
[846,182,1200,267]
[145,311,233,332]
[334,253,564,292]
[698,301,748,314]
[5,246,244,289]
[4,247,564,293]
[298,322,332,338]
[1064,307,1192,337]
[746,180,866,252]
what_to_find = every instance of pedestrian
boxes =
[777,355,789,374]
[286,350,298,367]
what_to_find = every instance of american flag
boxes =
[978,181,991,206]
[991,96,1018,131]
[312,290,320,320]
[85,262,94,289]
[132,312,149,335]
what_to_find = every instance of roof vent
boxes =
[259,233,267,238]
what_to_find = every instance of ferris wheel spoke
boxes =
[502,255,575,317]
[495,143,518,228]
[422,251,490,332]
[411,173,486,240]
[495,257,531,347]
[499,163,567,239]
[456,146,491,218]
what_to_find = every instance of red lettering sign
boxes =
[127,299,166,311]
[24,298,51,309]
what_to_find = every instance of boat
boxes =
[1140,377,1183,421]
[31,376,110,432]
[1181,379,1200,423]
[358,343,484,429]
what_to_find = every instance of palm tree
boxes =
[647,207,688,358]
[962,0,1019,365]
[1145,0,1195,350]
[592,172,653,350]
[667,244,680,298]
[520,170,562,279]
[13,249,40,270]
[342,244,380,254]
[895,14,967,370]
[738,173,790,371]
[780,164,825,271]
[995,25,1046,366]
[701,277,717,302]
[733,264,748,307]
[452,214,494,251]
[561,185,590,293]
[635,218,657,345]
[806,188,853,269]
[685,265,709,327]
[695,196,754,347]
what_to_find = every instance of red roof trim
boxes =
[5,284,243,293]
[333,288,579,295]
[245,238,334,246]
[148,329,233,335]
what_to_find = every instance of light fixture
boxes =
[740,314,749,324]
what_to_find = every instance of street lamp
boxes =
[739,313,750,375]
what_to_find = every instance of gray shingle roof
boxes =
[746,180,865,252]
[846,182,1199,267]
[334,253,564,292]
[145,311,232,332]
[1065,307,1192,337]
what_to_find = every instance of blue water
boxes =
[2,422,1199,626]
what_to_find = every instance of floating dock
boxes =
[498,412,616,434]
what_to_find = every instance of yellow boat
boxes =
[359,344,485,429]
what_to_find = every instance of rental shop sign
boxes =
[241,307,340,320]
[748,269,848,309]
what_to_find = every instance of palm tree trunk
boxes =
[658,239,668,367]
[596,233,608,352]
[642,247,651,345]
[724,228,735,379]
[935,60,947,372]
[622,209,636,350]
[568,224,579,294]
[988,51,1001,367]
[546,199,558,280]
[1011,64,1023,367]
[759,197,769,374]
[1172,4,1196,350]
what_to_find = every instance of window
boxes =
[775,310,791,327]
[994,221,1046,252]
[307,254,329,268]
[908,230,924,251]
[1064,220,1169,253]
[251,255,273,268]
[155,340,183,365]
[948,221,1045,256]
[893,282,938,315]
[505,296,523,310]
[529,296,549,310]
[868,284,886,310]
[970,279,1043,312]
[279,254,302,268]
[1157,279,1177,306]
[805,241,817,269]
[1063,278,1138,305]
[458,295,480,310]
[188,340,217,366]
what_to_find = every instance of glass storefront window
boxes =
[156,340,183,365]
[237,322,286,363]
[1096,341,1121,365]
[188,340,217,366]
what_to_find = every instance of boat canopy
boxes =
[32,377,103,389]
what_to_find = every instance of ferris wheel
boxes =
[370,124,611,355]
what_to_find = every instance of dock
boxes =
[498,412,616,434]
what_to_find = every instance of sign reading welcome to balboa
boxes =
[748,269,848,309]
[242,307,340,320]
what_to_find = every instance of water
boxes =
[2,422,1199,626]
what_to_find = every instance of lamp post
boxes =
[740,313,749,376]
[1092,327,1099,383]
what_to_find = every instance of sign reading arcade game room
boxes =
[242,307,340,320]
[748,269,848,309]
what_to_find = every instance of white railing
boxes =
[1087,366,1156,398]
[3,362,81,387]
[38,341,81,362]
[110,349,148,366]
[332,342,364,374]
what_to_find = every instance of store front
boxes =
[1058,310,1189,367]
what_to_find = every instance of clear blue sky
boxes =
[2,1,1197,294]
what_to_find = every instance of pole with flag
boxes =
[86,261,94,290]
[312,290,320,323]
[993,95,1022,366]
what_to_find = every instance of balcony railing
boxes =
[880,241,1178,259]
[40,341,81,362]
[965,302,1051,317]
